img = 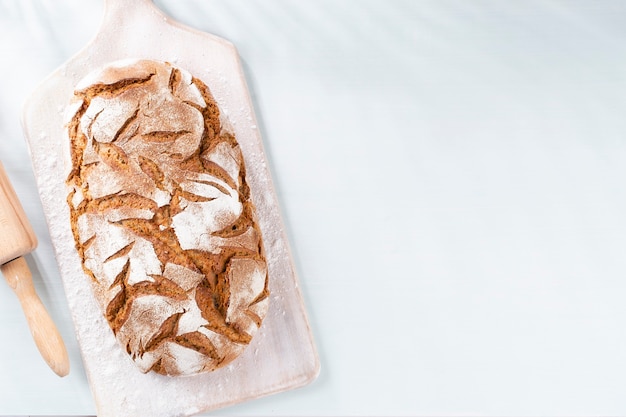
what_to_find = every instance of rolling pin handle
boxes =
[1,257,70,377]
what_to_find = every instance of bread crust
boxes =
[65,60,269,376]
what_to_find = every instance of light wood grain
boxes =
[0,162,69,377]
[21,0,318,415]
[1,257,69,377]
[0,162,37,265]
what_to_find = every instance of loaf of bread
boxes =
[64,59,269,376]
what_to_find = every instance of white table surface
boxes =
[1,0,626,415]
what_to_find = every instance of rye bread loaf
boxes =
[64,59,269,376]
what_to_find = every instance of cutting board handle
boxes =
[104,0,155,10]
[102,0,161,22]
[98,0,175,41]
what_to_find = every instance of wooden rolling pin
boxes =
[0,162,69,377]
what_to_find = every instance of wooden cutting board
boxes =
[21,0,318,415]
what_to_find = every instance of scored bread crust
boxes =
[64,59,269,376]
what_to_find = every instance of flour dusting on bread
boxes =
[65,59,269,376]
